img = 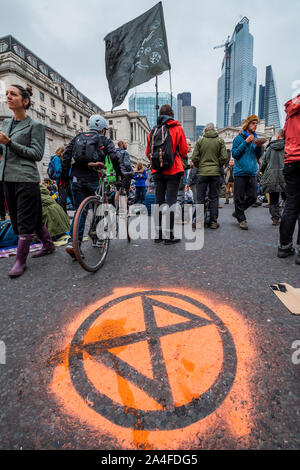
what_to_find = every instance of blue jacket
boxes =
[133,170,147,187]
[232,132,262,177]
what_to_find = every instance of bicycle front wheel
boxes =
[73,196,110,272]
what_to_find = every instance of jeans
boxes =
[69,180,99,243]
[197,176,220,223]
[135,187,146,205]
[269,192,286,221]
[280,162,300,247]
[153,173,181,238]
[234,176,257,222]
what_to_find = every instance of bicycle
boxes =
[73,164,131,272]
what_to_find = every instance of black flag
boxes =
[105,2,170,109]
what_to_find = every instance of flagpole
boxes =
[169,68,173,108]
[155,76,159,121]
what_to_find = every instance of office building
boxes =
[216,17,257,129]
[258,66,281,131]
[128,92,177,129]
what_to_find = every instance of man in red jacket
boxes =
[278,94,300,265]
[146,104,188,245]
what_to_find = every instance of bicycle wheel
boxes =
[73,196,110,272]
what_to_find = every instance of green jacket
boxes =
[192,130,228,176]
[0,116,45,183]
[260,139,286,194]
[40,185,70,238]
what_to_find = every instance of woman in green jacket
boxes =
[0,84,55,278]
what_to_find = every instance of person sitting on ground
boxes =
[40,183,70,240]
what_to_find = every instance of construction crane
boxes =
[214,36,232,127]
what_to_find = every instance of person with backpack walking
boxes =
[146,104,188,245]
[61,115,122,258]
[232,115,265,230]
[134,162,147,205]
[260,129,286,226]
[278,94,300,265]
[192,123,228,229]
[116,141,134,195]
[0,84,55,278]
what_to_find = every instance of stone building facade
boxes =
[0,35,103,179]
[104,109,151,168]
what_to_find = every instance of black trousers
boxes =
[269,192,286,221]
[154,173,181,236]
[0,182,6,220]
[280,162,300,247]
[4,182,43,235]
[234,176,257,222]
[197,176,220,223]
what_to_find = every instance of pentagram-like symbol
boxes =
[69,291,237,431]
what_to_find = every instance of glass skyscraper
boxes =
[258,66,281,131]
[128,92,177,129]
[217,17,257,129]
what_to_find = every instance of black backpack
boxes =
[149,124,176,171]
[72,131,101,164]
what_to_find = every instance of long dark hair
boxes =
[11,84,33,110]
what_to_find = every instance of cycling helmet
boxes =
[88,115,108,132]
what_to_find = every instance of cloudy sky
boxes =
[2,0,300,126]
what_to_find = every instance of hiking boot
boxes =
[209,221,220,230]
[9,234,33,278]
[32,225,55,258]
[232,212,238,220]
[240,221,248,231]
[277,246,295,259]
[272,219,281,226]
[66,243,76,258]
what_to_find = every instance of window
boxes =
[0,42,8,53]
[71,87,77,97]
[62,104,66,113]
[50,73,61,84]
[77,93,83,101]
[13,45,25,58]
[40,107,46,115]
[73,123,77,130]
[40,92,45,102]
[51,113,56,121]
[39,64,48,76]
[72,111,76,119]
[109,120,113,125]
[27,55,37,68]
[80,115,83,123]
[63,82,70,92]
[86,119,89,126]
[51,98,55,108]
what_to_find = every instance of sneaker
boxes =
[209,221,220,230]
[164,238,181,246]
[66,243,76,258]
[277,246,295,259]
[240,221,248,231]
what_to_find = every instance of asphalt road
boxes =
[0,200,299,450]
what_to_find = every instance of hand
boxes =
[245,135,255,144]
[88,162,106,169]
[0,132,10,145]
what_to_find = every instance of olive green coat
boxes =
[40,185,70,238]
[0,116,45,183]
[192,131,228,176]
[260,139,286,194]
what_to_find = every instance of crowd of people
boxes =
[0,83,299,278]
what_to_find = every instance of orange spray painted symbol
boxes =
[50,288,256,450]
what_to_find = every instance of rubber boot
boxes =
[32,225,55,258]
[8,234,33,278]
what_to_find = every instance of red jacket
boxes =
[146,117,188,175]
[284,94,300,164]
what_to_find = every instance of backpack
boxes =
[0,220,19,248]
[149,124,176,171]
[72,131,101,164]
[47,155,62,180]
